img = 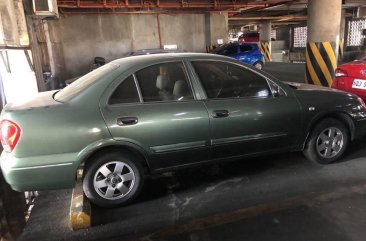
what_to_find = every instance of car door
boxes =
[236,44,254,64]
[100,61,210,171]
[188,60,302,159]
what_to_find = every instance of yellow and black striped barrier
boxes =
[69,170,91,231]
[338,39,344,62]
[259,41,272,62]
[206,45,217,53]
[305,41,337,87]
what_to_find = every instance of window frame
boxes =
[107,60,198,106]
[107,74,143,106]
[187,59,287,100]
[133,60,197,104]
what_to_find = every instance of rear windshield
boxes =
[243,33,259,37]
[54,63,119,102]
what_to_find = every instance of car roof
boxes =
[129,48,181,56]
[223,42,258,47]
[112,52,234,67]
[240,32,259,36]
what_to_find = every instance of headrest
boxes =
[173,80,189,98]
[159,65,168,75]
[156,75,170,90]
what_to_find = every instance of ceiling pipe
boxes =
[230,0,295,16]
[57,0,295,10]
[229,15,306,21]
[59,8,231,14]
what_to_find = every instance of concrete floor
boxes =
[18,62,366,241]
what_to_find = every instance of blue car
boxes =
[213,43,265,69]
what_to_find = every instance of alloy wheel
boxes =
[316,127,344,159]
[93,161,135,200]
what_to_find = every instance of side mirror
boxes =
[272,85,280,97]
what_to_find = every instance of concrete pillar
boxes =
[205,13,228,52]
[305,0,342,86]
[22,0,46,91]
[259,21,272,62]
[338,9,346,63]
[357,7,366,17]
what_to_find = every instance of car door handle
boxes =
[213,110,229,118]
[117,117,138,126]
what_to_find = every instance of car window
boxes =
[54,63,119,102]
[191,61,271,99]
[226,45,238,55]
[135,62,194,102]
[240,45,253,52]
[247,33,259,37]
[109,75,140,105]
[212,44,229,54]
[268,80,286,96]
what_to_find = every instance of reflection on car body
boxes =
[212,43,265,70]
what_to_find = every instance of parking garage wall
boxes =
[46,13,227,80]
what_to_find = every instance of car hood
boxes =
[4,90,61,112]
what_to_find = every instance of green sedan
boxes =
[1,53,366,207]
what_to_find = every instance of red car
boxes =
[332,55,366,100]
[238,32,259,43]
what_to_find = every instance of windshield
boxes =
[54,63,119,102]
[212,44,229,54]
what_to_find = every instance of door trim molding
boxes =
[151,140,207,153]
[211,132,287,146]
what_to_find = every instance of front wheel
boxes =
[303,118,349,164]
[83,152,144,207]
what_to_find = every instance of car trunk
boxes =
[3,90,60,112]
[335,61,366,99]
[340,61,366,79]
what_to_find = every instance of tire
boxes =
[253,61,263,70]
[303,118,349,164]
[83,152,144,208]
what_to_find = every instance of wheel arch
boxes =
[75,140,151,178]
[302,111,355,149]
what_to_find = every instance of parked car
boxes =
[332,55,366,100]
[1,53,366,207]
[212,43,264,69]
[238,32,259,42]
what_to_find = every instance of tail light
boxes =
[335,68,348,77]
[0,120,21,153]
[357,97,366,110]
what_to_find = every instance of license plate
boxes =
[352,79,366,90]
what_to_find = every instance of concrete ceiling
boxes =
[56,0,366,27]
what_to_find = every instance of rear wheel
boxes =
[83,152,144,207]
[303,118,349,164]
[253,61,263,70]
